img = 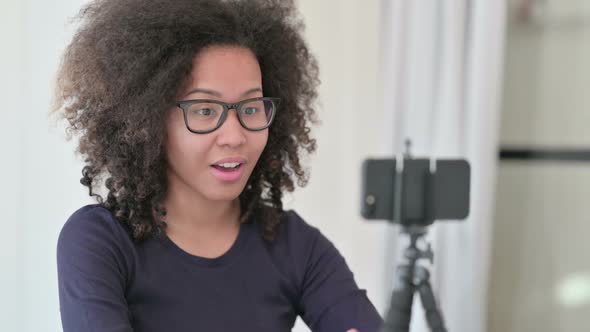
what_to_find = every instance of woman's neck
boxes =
[162,190,242,258]
[163,186,241,235]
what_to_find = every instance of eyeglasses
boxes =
[176,97,280,134]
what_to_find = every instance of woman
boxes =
[54,0,383,331]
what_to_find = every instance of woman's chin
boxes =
[202,187,244,202]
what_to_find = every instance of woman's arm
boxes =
[56,206,134,332]
[289,212,383,332]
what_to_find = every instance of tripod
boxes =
[380,225,447,332]
[362,139,470,332]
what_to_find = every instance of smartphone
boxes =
[361,158,470,225]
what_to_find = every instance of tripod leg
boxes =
[380,265,416,332]
[415,267,447,332]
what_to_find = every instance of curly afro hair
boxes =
[52,0,319,243]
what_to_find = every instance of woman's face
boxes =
[165,45,268,203]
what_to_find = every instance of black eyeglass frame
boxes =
[176,97,280,134]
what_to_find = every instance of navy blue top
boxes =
[56,204,383,332]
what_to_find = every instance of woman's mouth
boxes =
[210,163,245,182]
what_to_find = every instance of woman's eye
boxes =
[193,108,215,116]
[243,107,258,115]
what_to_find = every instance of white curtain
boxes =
[380,1,507,332]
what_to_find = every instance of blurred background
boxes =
[0,0,588,331]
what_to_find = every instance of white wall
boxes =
[501,0,590,147]
[1,1,389,331]
[291,0,389,330]
[1,0,94,331]
[1,1,26,331]
[489,1,590,331]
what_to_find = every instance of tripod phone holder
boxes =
[360,141,471,332]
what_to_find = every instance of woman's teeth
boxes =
[216,162,241,169]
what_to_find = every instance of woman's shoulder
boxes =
[56,204,134,298]
[60,203,119,230]
[281,209,314,228]
[274,209,323,242]
[270,209,338,263]
[65,203,113,221]
[57,203,132,250]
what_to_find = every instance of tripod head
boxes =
[400,226,433,265]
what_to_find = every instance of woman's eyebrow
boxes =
[184,87,263,98]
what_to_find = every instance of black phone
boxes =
[361,158,470,225]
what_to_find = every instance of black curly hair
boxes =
[51,0,320,243]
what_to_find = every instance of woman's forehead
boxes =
[183,46,263,100]
[191,46,260,77]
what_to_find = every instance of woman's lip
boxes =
[210,163,245,182]
[211,157,247,165]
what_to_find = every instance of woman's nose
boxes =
[215,109,246,147]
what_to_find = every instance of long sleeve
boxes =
[56,206,134,332]
[289,212,383,332]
